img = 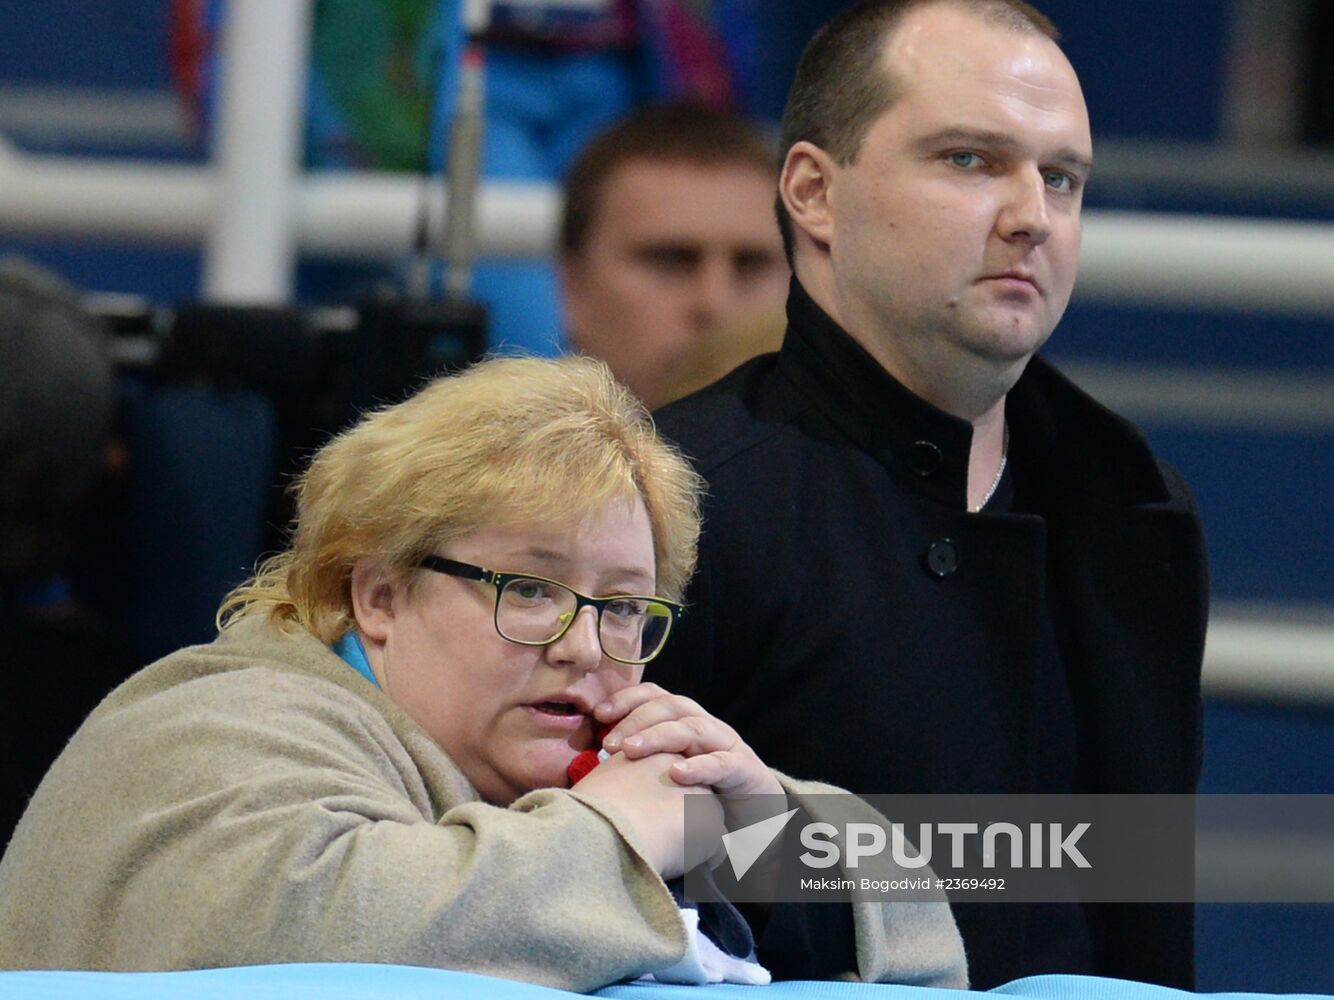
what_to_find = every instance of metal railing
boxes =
[1205,609,1334,706]
[4,140,1334,318]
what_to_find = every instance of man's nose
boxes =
[689,256,736,326]
[999,168,1052,246]
[546,605,603,673]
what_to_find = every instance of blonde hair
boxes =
[219,355,703,643]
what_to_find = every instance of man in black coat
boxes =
[651,0,1208,989]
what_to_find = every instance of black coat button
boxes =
[923,539,960,578]
[906,440,943,477]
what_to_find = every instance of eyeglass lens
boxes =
[496,578,672,663]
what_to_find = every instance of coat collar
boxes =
[776,278,1172,510]
[778,278,973,507]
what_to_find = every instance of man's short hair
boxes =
[560,101,777,257]
[775,0,1060,264]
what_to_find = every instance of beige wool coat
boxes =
[0,617,967,991]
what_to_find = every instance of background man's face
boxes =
[562,159,788,408]
[826,4,1092,376]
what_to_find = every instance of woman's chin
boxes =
[512,742,583,794]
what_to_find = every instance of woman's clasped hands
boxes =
[571,682,785,879]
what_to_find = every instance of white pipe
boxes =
[462,0,492,34]
[296,173,560,260]
[0,141,562,259]
[1058,362,1334,431]
[3,144,1334,317]
[0,140,215,240]
[0,85,187,149]
[1077,211,1334,315]
[1203,617,1334,706]
[202,0,311,303]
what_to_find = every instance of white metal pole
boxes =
[6,146,1334,316]
[202,0,312,302]
[436,0,491,299]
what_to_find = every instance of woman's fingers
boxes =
[613,716,730,759]
[590,681,782,801]
[593,682,670,725]
[597,688,717,751]
[668,750,785,798]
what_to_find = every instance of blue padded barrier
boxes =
[0,966,1328,1000]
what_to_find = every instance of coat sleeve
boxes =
[1154,457,1210,786]
[0,667,685,990]
[776,774,970,989]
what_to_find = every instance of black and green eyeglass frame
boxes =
[417,555,684,665]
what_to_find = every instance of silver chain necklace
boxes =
[972,427,1009,513]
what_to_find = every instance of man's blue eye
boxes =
[1045,171,1073,192]
[950,151,983,168]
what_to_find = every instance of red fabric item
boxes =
[566,725,612,785]
[167,0,209,124]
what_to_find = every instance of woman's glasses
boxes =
[418,556,682,665]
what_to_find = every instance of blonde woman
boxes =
[0,356,964,990]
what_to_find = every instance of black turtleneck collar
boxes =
[778,277,975,508]
[775,277,1172,511]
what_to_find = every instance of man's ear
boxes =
[350,559,400,644]
[779,141,837,251]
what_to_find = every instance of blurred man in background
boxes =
[560,102,789,408]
